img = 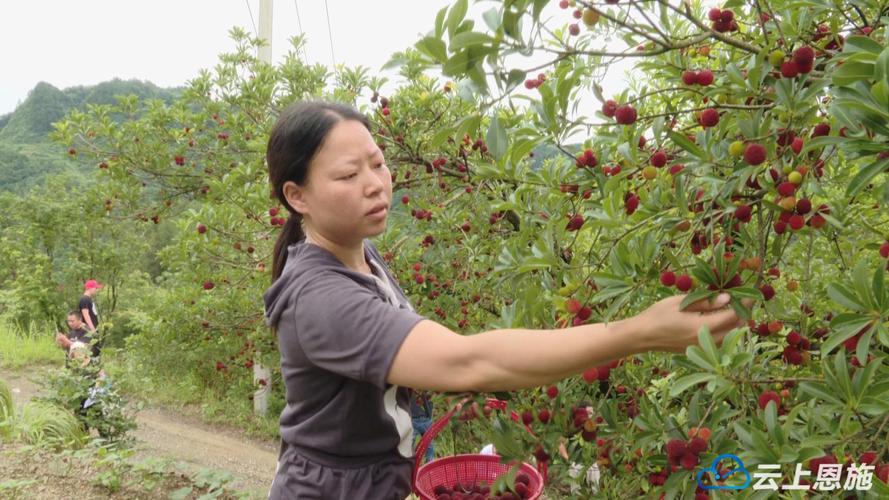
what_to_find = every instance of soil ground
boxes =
[1,367,279,499]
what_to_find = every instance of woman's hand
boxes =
[622,293,749,353]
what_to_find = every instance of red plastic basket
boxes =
[412,397,545,499]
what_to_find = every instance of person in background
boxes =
[410,391,435,463]
[79,279,102,355]
[55,311,98,366]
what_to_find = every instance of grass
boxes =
[0,317,63,370]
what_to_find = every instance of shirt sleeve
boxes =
[291,272,426,389]
[78,296,90,311]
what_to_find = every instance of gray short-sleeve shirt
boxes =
[263,239,426,471]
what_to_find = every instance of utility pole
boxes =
[253,0,273,418]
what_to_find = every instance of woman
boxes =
[263,101,746,499]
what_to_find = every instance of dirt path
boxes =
[1,368,278,499]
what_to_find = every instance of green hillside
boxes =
[0,79,180,193]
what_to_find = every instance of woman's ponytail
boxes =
[272,213,304,283]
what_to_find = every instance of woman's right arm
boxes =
[387,293,747,393]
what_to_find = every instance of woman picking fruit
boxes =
[263,101,748,499]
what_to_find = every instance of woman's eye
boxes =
[375,163,385,169]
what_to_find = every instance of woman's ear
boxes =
[283,181,309,216]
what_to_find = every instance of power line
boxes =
[245,0,258,37]
[293,0,308,62]
[323,0,337,70]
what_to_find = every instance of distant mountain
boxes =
[0,79,180,193]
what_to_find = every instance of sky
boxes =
[1,0,632,116]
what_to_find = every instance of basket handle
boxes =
[412,395,472,494]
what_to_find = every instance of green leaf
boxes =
[685,346,717,372]
[486,114,508,161]
[442,50,470,76]
[697,326,719,366]
[827,283,866,311]
[876,46,889,86]
[668,130,706,159]
[822,314,872,354]
[800,135,848,155]
[434,6,448,38]
[669,373,717,397]
[833,61,875,87]
[843,35,885,55]
[729,287,763,301]
[799,382,843,406]
[446,0,468,37]
[449,31,494,52]
[415,36,447,63]
[679,289,715,310]
[482,8,501,32]
[846,157,889,198]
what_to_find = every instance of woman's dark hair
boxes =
[267,100,371,282]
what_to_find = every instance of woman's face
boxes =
[285,119,392,246]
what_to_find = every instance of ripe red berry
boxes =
[880,241,889,258]
[650,150,667,167]
[699,108,720,127]
[789,214,805,231]
[743,143,767,165]
[810,214,826,228]
[707,8,722,21]
[680,453,699,470]
[676,274,693,292]
[568,23,580,36]
[602,99,618,117]
[401,195,409,204]
[760,284,775,301]
[666,439,687,459]
[734,204,752,222]
[566,214,585,231]
[758,390,781,409]
[203,281,215,290]
[777,182,797,197]
[614,104,638,125]
[576,306,592,322]
[538,409,551,424]
[792,46,815,66]
[625,194,640,215]
[660,271,676,287]
[696,69,714,86]
[197,224,207,234]
[858,451,878,465]
[781,61,800,78]
[809,455,837,474]
[687,437,707,455]
[681,70,697,85]
[174,155,185,166]
[787,331,802,345]
[582,368,599,383]
[522,410,534,426]
[811,123,830,137]
[795,198,812,214]
[791,137,804,154]
[878,464,889,484]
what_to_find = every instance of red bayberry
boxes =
[696,69,714,86]
[743,143,767,165]
[699,108,720,127]
[758,390,781,409]
[614,104,638,125]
